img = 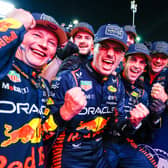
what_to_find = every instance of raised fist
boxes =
[6,8,36,30]
[149,99,166,120]
[129,103,149,127]
[60,87,87,121]
[151,83,168,103]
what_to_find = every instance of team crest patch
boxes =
[7,70,21,83]
[108,85,117,92]
[131,91,139,97]
[80,80,92,91]
[105,25,124,39]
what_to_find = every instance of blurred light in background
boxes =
[0,1,15,18]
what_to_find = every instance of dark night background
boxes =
[5,0,168,42]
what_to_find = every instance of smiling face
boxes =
[73,31,94,55]
[150,53,168,73]
[92,40,125,76]
[17,26,58,69]
[123,54,147,83]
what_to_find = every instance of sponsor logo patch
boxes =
[7,70,21,83]
[108,85,117,92]
[80,80,92,91]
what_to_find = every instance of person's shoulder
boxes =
[53,66,81,81]
[50,69,72,86]
[56,69,72,77]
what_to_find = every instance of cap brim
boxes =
[36,20,67,45]
[71,27,94,37]
[94,37,128,52]
[126,52,151,61]
[151,51,168,57]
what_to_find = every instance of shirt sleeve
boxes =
[48,70,77,127]
[0,18,25,79]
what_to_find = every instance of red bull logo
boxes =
[76,117,110,132]
[0,21,13,32]
[0,19,22,32]
[0,146,44,168]
[1,118,42,147]
[42,114,58,132]
[0,31,18,49]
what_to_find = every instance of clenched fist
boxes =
[6,8,36,30]
[151,83,168,103]
[129,103,149,127]
[60,87,87,121]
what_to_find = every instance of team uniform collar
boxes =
[13,58,39,79]
[85,61,109,83]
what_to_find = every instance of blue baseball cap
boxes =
[125,43,150,60]
[32,13,67,45]
[151,41,168,57]
[123,25,137,38]
[94,24,128,51]
[70,22,95,38]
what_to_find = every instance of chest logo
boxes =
[80,80,92,91]
[7,70,21,83]
[131,91,139,97]
[108,85,117,93]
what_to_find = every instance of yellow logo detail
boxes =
[47,97,54,105]
[108,85,117,92]
[43,115,58,132]
[131,91,139,97]
[76,117,109,132]
[0,18,22,32]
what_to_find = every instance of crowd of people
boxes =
[0,8,168,168]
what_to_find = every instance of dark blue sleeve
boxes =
[116,78,140,136]
[140,90,149,107]
[49,70,77,126]
[116,78,125,116]
[0,18,25,79]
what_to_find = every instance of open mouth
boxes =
[102,59,115,70]
[31,48,46,57]
[153,63,162,67]
[130,68,139,73]
[103,59,114,64]
[129,68,141,78]
[79,44,88,48]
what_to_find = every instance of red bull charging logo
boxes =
[0,19,22,32]
[76,117,110,132]
[1,118,42,147]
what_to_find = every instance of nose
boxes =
[79,37,85,43]
[134,61,141,68]
[39,39,48,49]
[156,57,161,63]
[107,48,115,58]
